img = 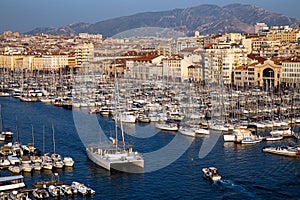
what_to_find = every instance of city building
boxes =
[281,57,300,87]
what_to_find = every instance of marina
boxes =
[0,86,299,199]
[0,63,300,199]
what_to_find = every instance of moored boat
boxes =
[156,122,178,131]
[241,137,262,144]
[32,188,50,199]
[63,157,74,167]
[0,175,26,191]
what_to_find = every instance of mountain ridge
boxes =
[25,3,300,37]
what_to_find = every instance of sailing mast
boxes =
[52,123,56,154]
[43,125,45,154]
[16,117,19,142]
[31,124,34,147]
[0,104,3,132]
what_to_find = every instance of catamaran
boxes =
[86,60,144,172]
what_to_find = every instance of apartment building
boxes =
[281,58,300,87]
[266,26,300,43]
[204,43,248,85]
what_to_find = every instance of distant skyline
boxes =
[1,0,299,34]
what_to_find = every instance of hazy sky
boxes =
[0,0,299,33]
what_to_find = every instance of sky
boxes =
[0,0,299,33]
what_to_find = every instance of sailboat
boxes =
[41,126,53,170]
[51,124,64,169]
[0,104,13,140]
[86,59,144,172]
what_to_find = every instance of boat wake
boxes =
[213,180,260,199]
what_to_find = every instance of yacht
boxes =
[156,122,178,131]
[262,146,300,157]
[86,65,144,172]
[86,139,144,172]
[178,127,195,137]
[270,127,294,137]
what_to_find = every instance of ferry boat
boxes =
[0,175,26,191]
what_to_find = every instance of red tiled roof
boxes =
[247,54,267,63]
[235,65,247,70]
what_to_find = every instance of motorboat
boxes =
[193,128,210,135]
[71,181,88,196]
[178,127,195,137]
[71,181,95,196]
[48,185,59,197]
[262,146,300,157]
[156,122,178,131]
[51,153,64,169]
[223,128,253,142]
[33,162,43,171]
[241,137,262,144]
[8,165,23,174]
[202,167,222,181]
[21,163,33,172]
[42,154,53,170]
[270,127,294,137]
[0,157,11,166]
[209,123,229,132]
[265,136,283,141]
[32,188,50,199]
[63,157,75,167]
[60,184,73,195]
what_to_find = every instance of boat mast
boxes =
[0,104,3,132]
[52,123,56,154]
[16,116,19,142]
[43,125,45,154]
[31,124,34,146]
[113,54,126,149]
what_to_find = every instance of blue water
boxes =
[1,97,300,200]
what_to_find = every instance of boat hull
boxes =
[86,148,144,172]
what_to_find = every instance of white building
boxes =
[204,44,248,85]
[75,43,94,67]
[125,61,163,80]
[282,58,300,87]
[162,55,193,82]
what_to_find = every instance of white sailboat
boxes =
[51,124,64,169]
[41,126,53,170]
[0,104,13,140]
[86,59,144,172]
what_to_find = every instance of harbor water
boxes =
[0,97,300,199]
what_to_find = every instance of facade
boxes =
[266,26,300,43]
[125,62,163,80]
[281,58,300,87]
[253,59,282,89]
[75,43,94,67]
[162,55,192,82]
[204,44,248,85]
[254,22,269,36]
